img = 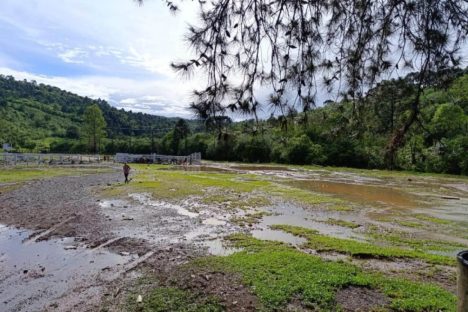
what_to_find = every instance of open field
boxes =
[0,163,467,311]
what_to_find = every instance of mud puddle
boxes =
[416,197,468,222]
[195,238,242,256]
[251,202,366,245]
[251,228,307,246]
[288,180,421,208]
[0,224,130,312]
[99,194,242,256]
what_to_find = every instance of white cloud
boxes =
[57,48,89,64]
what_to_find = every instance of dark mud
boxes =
[335,286,389,312]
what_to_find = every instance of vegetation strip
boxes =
[272,225,455,266]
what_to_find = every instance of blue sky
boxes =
[0,0,202,118]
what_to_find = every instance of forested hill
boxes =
[0,75,201,152]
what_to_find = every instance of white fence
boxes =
[0,152,202,166]
[0,153,107,166]
[115,152,202,165]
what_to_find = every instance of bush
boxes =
[285,135,326,165]
[234,136,271,163]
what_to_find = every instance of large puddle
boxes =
[288,180,421,208]
[0,225,129,312]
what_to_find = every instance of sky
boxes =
[0,0,203,118]
[1,1,466,120]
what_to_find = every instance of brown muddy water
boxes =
[289,179,421,208]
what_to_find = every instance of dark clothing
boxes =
[123,164,131,183]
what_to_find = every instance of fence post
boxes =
[458,251,468,312]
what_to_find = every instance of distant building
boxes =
[2,143,13,151]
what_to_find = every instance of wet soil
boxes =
[0,164,467,311]
[0,172,122,242]
[0,169,248,311]
[0,225,130,312]
[335,286,389,312]
[168,266,260,311]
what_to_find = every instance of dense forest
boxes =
[0,70,467,174]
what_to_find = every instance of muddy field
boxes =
[0,163,467,311]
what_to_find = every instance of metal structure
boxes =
[115,152,202,165]
[0,153,108,166]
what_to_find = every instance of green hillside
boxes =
[0,75,202,153]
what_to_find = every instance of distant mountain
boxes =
[0,75,202,152]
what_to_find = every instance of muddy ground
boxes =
[0,163,467,311]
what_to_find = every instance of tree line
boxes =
[0,70,467,174]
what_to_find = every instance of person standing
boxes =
[123,163,131,184]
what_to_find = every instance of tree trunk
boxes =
[385,99,419,169]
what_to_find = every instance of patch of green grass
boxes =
[327,204,354,211]
[322,218,360,229]
[193,234,455,311]
[230,211,272,227]
[273,225,454,265]
[269,183,343,206]
[106,165,345,210]
[369,231,466,253]
[413,214,451,225]
[108,165,271,201]
[0,167,111,183]
[371,214,425,229]
[201,192,271,210]
[127,287,223,312]
[394,220,424,228]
